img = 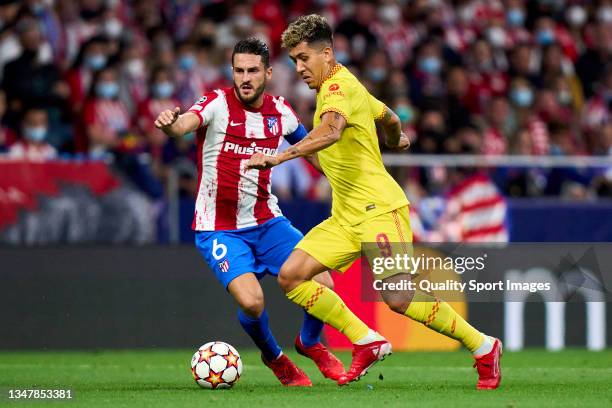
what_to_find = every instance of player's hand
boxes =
[246,153,279,170]
[386,132,411,151]
[154,107,180,129]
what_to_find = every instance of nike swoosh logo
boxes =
[230,121,243,126]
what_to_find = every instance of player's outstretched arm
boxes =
[379,106,410,151]
[247,111,345,170]
[154,107,200,138]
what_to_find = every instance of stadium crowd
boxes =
[0,0,610,202]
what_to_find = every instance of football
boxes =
[191,341,243,389]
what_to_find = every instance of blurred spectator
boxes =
[335,0,378,64]
[372,1,419,69]
[117,42,148,115]
[481,96,510,155]
[0,0,607,202]
[509,77,550,155]
[409,39,445,105]
[174,41,207,109]
[576,21,611,98]
[0,89,16,152]
[0,0,23,79]
[465,39,509,114]
[65,35,108,113]
[8,106,57,161]
[80,65,131,155]
[137,65,180,167]
[2,16,67,128]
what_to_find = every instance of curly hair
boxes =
[281,14,333,49]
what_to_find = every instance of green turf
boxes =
[1,349,611,407]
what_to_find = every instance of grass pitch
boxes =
[1,349,611,407]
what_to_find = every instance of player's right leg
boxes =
[277,218,392,385]
[254,217,345,380]
[194,230,311,387]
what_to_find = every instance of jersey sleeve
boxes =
[368,92,386,121]
[319,80,352,123]
[187,91,220,128]
[278,98,307,145]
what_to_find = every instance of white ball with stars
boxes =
[191,341,243,389]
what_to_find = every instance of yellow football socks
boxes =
[287,280,369,343]
[405,291,484,353]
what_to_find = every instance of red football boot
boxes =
[337,339,392,386]
[295,335,345,381]
[473,338,503,390]
[261,353,312,387]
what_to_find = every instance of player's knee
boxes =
[385,298,410,314]
[278,262,303,293]
[314,272,334,290]
[277,270,294,293]
[238,293,265,317]
[381,290,415,314]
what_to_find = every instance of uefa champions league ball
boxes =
[191,341,243,389]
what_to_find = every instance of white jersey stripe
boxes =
[236,159,260,228]
[194,90,227,230]
[245,111,266,139]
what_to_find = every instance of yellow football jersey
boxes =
[314,64,408,226]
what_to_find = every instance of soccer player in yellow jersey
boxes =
[247,14,502,389]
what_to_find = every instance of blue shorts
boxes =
[195,216,303,289]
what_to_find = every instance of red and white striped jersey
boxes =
[187,88,304,231]
[443,173,509,242]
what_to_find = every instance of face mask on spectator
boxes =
[487,27,507,48]
[178,54,196,71]
[152,82,174,99]
[506,9,525,27]
[566,6,587,27]
[104,18,123,39]
[233,15,252,30]
[125,58,145,78]
[558,90,572,105]
[30,2,46,16]
[536,29,555,46]
[511,88,534,107]
[598,6,612,23]
[335,51,350,65]
[367,68,387,83]
[396,105,413,123]
[458,6,474,24]
[85,54,106,71]
[378,5,401,24]
[419,56,441,74]
[23,126,47,143]
[96,81,119,99]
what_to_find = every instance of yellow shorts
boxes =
[296,205,413,279]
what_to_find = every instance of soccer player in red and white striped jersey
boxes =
[155,38,344,386]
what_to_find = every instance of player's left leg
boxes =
[228,273,312,387]
[255,217,345,380]
[369,206,502,390]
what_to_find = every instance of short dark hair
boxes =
[281,14,333,49]
[232,37,270,68]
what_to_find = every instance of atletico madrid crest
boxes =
[267,117,279,135]
[219,259,230,272]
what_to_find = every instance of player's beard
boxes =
[235,79,266,106]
